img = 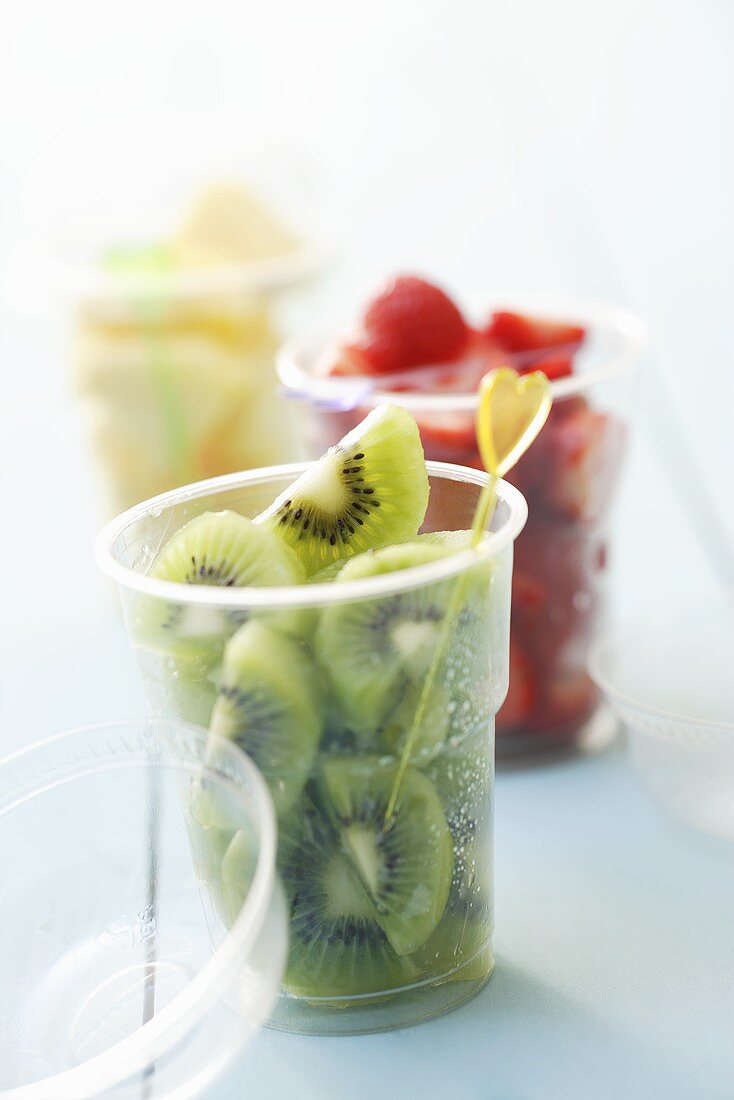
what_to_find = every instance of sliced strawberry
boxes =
[483,311,585,358]
[520,353,574,381]
[327,347,373,376]
[497,639,536,731]
[545,406,626,522]
[416,411,477,456]
[335,275,470,375]
[512,569,549,614]
[543,671,598,730]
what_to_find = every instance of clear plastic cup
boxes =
[278,296,646,757]
[0,720,286,1098]
[97,462,527,1034]
[590,597,734,841]
[71,270,309,516]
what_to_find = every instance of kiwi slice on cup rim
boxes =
[132,509,307,655]
[130,510,309,726]
[256,404,429,577]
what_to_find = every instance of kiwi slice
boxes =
[209,620,323,816]
[407,728,494,984]
[416,529,481,548]
[133,509,306,656]
[279,760,452,997]
[220,830,259,927]
[279,797,418,998]
[308,558,349,584]
[256,404,429,576]
[379,681,450,759]
[426,727,494,909]
[162,651,221,727]
[319,758,454,955]
[187,787,233,882]
[187,781,248,922]
[315,541,460,732]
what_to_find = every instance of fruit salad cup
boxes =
[97,407,527,1034]
[279,286,645,756]
[70,181,331,513]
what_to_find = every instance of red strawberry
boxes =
[483,311,585,358]
[520,353,574,382]
[545,406,626,522]
[544,671,598,730]
[497,639,536,731]
[512,569,549,614]
[415,412,477,457]
[339,275,470,375]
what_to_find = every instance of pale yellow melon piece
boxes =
[172,181,301,267]
[76,292,276,340]
[74,321,287,510]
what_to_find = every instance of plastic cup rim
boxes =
[0,719,279,1099]
[95,460,528,610]
[589,614,734,737]
[276,293,647,411]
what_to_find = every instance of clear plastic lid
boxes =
[0,720,286,1099]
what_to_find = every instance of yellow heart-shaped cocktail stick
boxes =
[471,368,552,543]
[385,368,552,827]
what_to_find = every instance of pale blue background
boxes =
[1,2,733,1096]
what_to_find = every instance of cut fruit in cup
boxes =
[337,275,471,375]
[132,509,306,655]
[481,311,586,358]
[256,403,430,576]
[315,540,463,733]
[498,640,536,730]
[209,619,324,817]
[278,759,454,998]
[542,405,626,522]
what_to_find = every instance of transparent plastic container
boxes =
[97,463,527,1034]
[590,597,734,841]
[71,257,328,515]
[0,720,286,1098]
[278,296,646,757]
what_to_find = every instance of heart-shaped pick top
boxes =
[476,367,552,478]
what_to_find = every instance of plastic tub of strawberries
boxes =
[278,275,646,757]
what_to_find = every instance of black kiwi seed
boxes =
[178,551,241,587]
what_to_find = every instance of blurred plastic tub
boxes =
[590,597,734,841]
[0,719,286,1099]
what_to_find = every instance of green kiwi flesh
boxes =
[379,681,450,759]
[220,830,259,926]
[279,759,453,996]
[209,620,323,816]
[256,404,429,576]
[315,541,461,733]
[151,509,305,588]
[426,727,494,908]
[134,509,306,657]
[279,796,418,997]
[319,758,453,956]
